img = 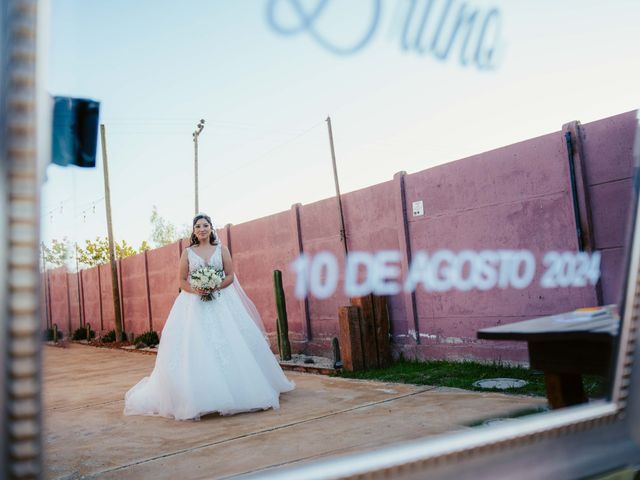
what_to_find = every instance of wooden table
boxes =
[477,309,619,409]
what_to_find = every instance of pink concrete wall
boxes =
[121,254,150,336]
[67,271,82,335]
[146,242,181,334]
[80,267,100,332]
[48,268,71,335]
[581,110,637,305]
[99,263,116,333]
[230,210,305,352]
[299,181,403,355]
[297,196,348,354]
[43,110,638,364]
[402,131,596,361]
[40,273,50,331]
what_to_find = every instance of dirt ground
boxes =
[43,343,546,479]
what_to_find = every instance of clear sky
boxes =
[41,0,640,250]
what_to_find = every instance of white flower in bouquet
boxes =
[189,266,225,302]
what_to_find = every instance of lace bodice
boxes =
[186,245,223,271]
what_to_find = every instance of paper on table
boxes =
[553,307,611,323]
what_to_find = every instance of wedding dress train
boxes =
[124,245,294,420]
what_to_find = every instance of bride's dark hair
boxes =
[190,213,219,246]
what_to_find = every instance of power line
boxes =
[43,196,105,223]
[200,119,324,193]
[103,118,310,136]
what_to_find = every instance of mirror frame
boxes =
[1,2,639,478]
[1,0,43,477]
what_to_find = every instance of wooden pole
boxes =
[144,250,153,332]
[47,270,53,330]
[97,265,104,331]
[79,269,86,331]
[41,243,51,329]
[118,259,126,334]
[74,242,83,326]
[100,124,123,342]
[325,116,348,255]
[65,272,72,336]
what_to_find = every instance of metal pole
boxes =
[100,124,124,342]
[325,116,348,255]
[193,119,205,215]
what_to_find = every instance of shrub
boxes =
[42,328,64,341]
[133,331,159,347]
[72,326,96,341]
[100,329,127,343]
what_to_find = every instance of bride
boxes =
[124,213,295,420]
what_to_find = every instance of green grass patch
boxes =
[335,359,607,399]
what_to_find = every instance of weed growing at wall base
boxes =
[100,330,128,343]
[133,331,159,347]
[72,327,95,341]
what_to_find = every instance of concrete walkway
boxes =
[43,344,546,479]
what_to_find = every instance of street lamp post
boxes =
[193,119,205,214]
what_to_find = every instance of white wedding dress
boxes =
[124,245,295,420]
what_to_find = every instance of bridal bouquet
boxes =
[189,266,225,302]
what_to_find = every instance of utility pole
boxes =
[326,116,348,255]
[100,124,123,342]
[41,243,51,329]
[193,119,205,214]
[74,242,83,327]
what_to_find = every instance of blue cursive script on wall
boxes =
[265,0,382,55]
[265,0,503,70]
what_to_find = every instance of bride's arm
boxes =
[178,249,200,294]
[218,245,235,289]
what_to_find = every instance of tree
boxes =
[42,238,70,268]
[77,237,109,266]
[150,206,190,247]
[76,237,142,267]
[115,239,138,259]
